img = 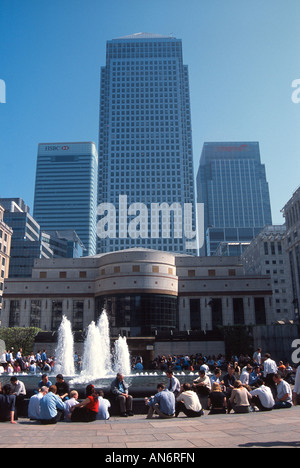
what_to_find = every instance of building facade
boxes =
[282,186,300,321]
[0,205,13,314]
[0,198,53,278]
[98,33,196,254]
[42,230,85,258]
[1,248,273,334]
[242,225,293,322]
[33,142,98,256]
[197,142,272,255]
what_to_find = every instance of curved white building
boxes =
[1,248,273,336]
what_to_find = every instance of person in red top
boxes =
[70,384,99,422]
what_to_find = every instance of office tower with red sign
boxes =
[197,142,272,256]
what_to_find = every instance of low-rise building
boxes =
[242,225,293,322]
[1,248,273,334]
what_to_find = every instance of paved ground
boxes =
[0,406,300,449]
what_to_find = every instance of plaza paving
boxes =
[0,406,300,449]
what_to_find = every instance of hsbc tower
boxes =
[33,142,98,256]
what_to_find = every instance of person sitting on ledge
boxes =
[110,373,134,417]
[193,369,212,396]
[70,384,99,422]
[96,390,111,420]
[55,374,70,402]
[166,370,181,396]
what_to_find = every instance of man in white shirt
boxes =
[253,348,262,365]
[273,374,293,409]
[250,379,274,411]
[64,390,79,421]
[175,383,203,418]
[166,370,181,396]
[10,376,26,417]
[240,366,253,386]
[96,390,111,420]
[263,353,278,391]
[193,369,212,396]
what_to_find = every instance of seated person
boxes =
[0,384,17,424]
[273,374,293,409]
[145,383,175,419]
[64,390,79,421]
[39,385,66,425]
[210,368,223,387]
[223,366,236,398]
[38,374,53,390]
[28,386,48,420]
[110,373,134,417]
[55,374,70,401]
[249,366,262,387]
[175,383,203,418]
[70,385,99,422]
[250,379,274,411]
[96,390,111,420]
[166,370,181,396]
[208,382,227,415]
[193,369,212,396]
[228,380,252,414]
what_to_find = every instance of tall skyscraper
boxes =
[98,33,196,254]
[197,142,272,256]
[33,142,98,256]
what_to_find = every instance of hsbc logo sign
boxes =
[44,145,70,151]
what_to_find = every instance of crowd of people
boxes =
[0,348,57,375]
[1,346,300,424]
[0,372,115,424]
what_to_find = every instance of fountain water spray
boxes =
[54,315,75,376]
[81,321,106,379]
[57,310,132,383]
[113,335,131,376]
[97,310,112,374]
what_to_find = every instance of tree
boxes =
[0,327,41,356]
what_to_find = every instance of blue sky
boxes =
[0,0,299,224]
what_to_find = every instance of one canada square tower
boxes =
[97,33,196,254]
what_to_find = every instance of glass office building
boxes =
[98,33,196,254]
[197,142,272,255]
[33,142,98,256]
[0,198,53,278]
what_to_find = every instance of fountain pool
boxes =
[0,313,208,398]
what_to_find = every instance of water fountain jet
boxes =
[54,315,75,376]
